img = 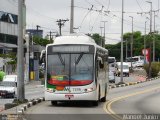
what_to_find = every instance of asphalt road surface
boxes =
[23,78,160,120]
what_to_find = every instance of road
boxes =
[0,73,143,108]
[22,77,160,120]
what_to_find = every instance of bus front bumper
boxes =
[45,90,98,101]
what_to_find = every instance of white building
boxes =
[0,0,26,54]
[0,0,26,71]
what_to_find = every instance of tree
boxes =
[33,36,53,46]
[91,33,103,46]
[105,31,160,61]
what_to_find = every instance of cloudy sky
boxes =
[25,0,160,44]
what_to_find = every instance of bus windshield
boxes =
[47,53,93,86]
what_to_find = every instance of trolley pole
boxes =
[17,0,25,101]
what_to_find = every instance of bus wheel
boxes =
[101,88,107,102]
[51,101,57,106]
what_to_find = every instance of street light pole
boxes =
[120,0,124,83]
[146,1,152,33]
[101,21,107,48]
[100,27,104,47]
[129,16,133,70]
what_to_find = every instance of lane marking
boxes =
[104,85,160,120]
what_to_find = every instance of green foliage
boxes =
[144,62,160,78]
[105,31,160,61]
[0,71,5,81]
[0,52,16,59]
[33,36,53,46]
[91,33,103,45]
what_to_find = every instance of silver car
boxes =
[109,71,115,83]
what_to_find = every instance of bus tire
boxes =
[51,101,57,106]
[101,90,106,102]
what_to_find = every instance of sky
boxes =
[24,0,160,44]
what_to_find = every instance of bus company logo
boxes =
[64,87,70,92]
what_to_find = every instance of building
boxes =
[0,0,26,73]
[0,0,18,54]
[26,29,43,38]
[0,0,26,54]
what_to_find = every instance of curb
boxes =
[109,75,160,89]
[17,97,45,114]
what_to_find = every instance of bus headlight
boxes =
[84,88,94,93]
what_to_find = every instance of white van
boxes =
[115,62,129,77]
[0,75,17,98]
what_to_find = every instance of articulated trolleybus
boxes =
[45,34,109,106]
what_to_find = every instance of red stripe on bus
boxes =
[48,80,92,86]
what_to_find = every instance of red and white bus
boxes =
[44,34,109,106]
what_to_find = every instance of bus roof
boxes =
[47,34,108,53]
[53,34,96,45]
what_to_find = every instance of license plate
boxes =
[65,94,74,98]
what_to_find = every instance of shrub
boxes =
[143,62,160,78]
[0,71,5,81]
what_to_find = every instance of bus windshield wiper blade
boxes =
[58,54,65,65]
[75,53,84,65]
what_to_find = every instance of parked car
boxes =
[109,71,115,83]
[0,75,17,98]
[109,63,116,75]
[115,62,130,77]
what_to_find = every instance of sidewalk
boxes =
[25,80,44,89]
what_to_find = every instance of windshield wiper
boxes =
[75,53,84,65]
[58,54,65,65]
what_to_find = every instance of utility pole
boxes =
[126,39,128,60]
[120,0,124,83]
[153,11,157,62]
[17,0,25,101]
[70,0,74,33]
[100,27,104,47]
[101,21,107,48]
[48,31,56,41]
[144,21,147,64]
[36,25,40,36]
[146,1,152,79]
[129,16,133,70]
[56,19,69,36]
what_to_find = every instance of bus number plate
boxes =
[65,94,74,98]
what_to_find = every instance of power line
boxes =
[90,6,104,32]
[27,6,57,21]
[106,0,110,11]
[136,0,144,12]
[79,5,93,30]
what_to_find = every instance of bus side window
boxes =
[40,50,46,64]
